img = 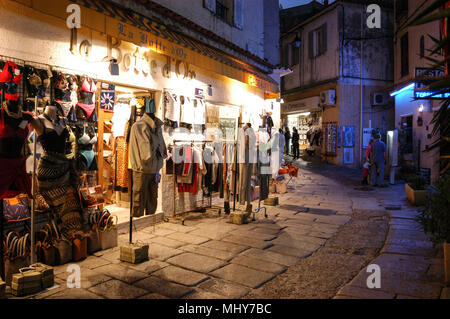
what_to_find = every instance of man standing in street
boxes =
[370,131,387,187]
[292,127,300,160]
[284,127,291,156]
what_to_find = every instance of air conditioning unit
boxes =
[373,92,388,106]
[320,89,336,106]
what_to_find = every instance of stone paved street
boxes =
[11,158,447,299]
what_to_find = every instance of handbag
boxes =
[3,232,30,286]
[72,235,88,261]
[50,220,72,265]
[36,225,56,266]
[79,175,104,207]
[3,194,30,221]
[87,211,101,254]
[98,211,118,250]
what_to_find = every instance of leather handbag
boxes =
[72,235,88,261]
[37,225,56,266]
[3,194,30,221]
[3,232,30,286]
[87,211,101,254]
[79,175,105,207]
[50,220,72,265]
[98,212,118,250]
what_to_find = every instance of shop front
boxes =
[281,96,323,158]
[391,82,441,184]
[0,0,279,282]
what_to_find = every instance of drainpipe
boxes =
[360,6,364,168]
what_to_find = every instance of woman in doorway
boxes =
[292,127,300,160]
[362,139,373,185]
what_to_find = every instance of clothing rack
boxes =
[171,139,213,224]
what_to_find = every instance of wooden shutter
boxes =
[308,30,314,58]
[204,0,216,13]
[321,23,327,54]
[234,0,243,29]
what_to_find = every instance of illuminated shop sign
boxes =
[414,91,450,99]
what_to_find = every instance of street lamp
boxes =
[292,33,301,48]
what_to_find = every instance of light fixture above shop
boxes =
[109,58,119,76]
[292,33,301,48]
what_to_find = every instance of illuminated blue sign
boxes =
[414,91,450,99]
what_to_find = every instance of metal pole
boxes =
[30,96,38,264]
[0,199,4,281]
[129,169,133,244]
[173,147,176,217]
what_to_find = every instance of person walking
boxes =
[284,127,291,156]
[292,127,300,159]
[361,139,373,185]
[370,132,387,187]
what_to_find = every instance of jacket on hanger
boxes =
[129,113,167,174]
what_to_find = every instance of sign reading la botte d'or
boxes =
[66,3,196,81]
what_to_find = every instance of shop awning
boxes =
[66,0,279,92]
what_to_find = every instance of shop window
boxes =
[308,23,327,59]
[401,33,409,77]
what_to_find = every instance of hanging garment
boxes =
[180,96,194,125]
[0,157,32,199]
[75,123,98,172]
[0,104,31,158]
[0,61,22,101]
[132,172,158,217]
[129,114,167,174]
[112,102,131,138]
[237,127,256,206]
[193,99,206,125]
[163,91,180,123]
[178,163,199,194]
[115,127,130,193]
[37,116,69,155]
[37,151,83,237]
[176,146,194,184]
[75,103,97,122]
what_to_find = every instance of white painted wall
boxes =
[151,0,271,62]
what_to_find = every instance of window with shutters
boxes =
[233,0,243,29]
[204,0,216,13]
[308,23,327,59]
[216,0,229,21]
[401,33,409,77]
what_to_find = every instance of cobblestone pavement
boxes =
[11,158,447,299]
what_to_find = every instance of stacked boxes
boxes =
[229,211,250,225]
[11,268,42,297]
[31,263,54,289]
